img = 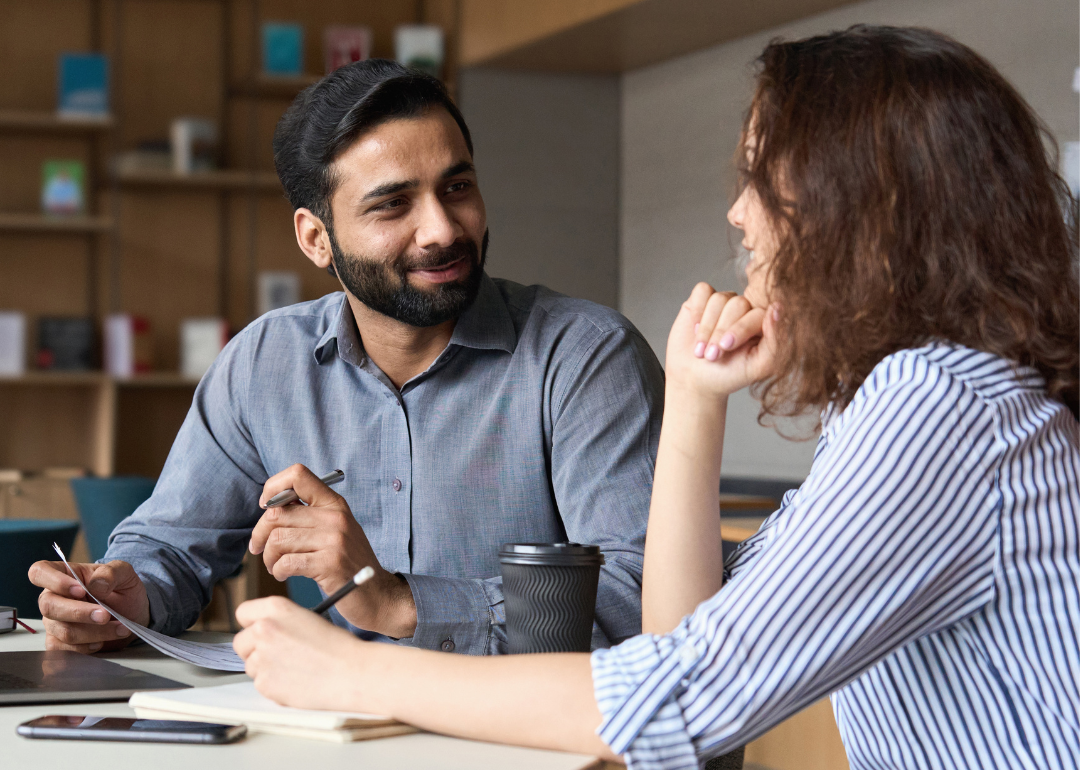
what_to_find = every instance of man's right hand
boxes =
[28,560,150,654]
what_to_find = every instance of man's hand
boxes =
[249,464,417,639]
[28,560,149,654]
[233,596,373,713]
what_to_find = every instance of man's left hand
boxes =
[249,464,417,638]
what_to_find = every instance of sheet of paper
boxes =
[52,542,247,672]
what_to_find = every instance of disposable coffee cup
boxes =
[498,542,605,654]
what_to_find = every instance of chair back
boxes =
[69,476,156,562]
[286,575,324,609]
[0,519,80,619]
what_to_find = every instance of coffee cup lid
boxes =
[499,542,605,566]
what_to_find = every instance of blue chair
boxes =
[0,519,80,619]
[286,576,324,609]
[70,476,244,631]
[69,476,157,562]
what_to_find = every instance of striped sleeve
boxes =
[591,351,1004,769]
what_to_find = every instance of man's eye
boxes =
[376,199,405,211]
[446,181,471,194]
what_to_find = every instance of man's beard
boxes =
[328,229,488,328]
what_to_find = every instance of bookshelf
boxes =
[0,0,459,624]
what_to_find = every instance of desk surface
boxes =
[1,621,610,770]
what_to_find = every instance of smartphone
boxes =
[17,715,246,744]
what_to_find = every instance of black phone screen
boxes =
[17,715,247,744]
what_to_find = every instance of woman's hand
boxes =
[665,282,779,398]
[233,596,372,713]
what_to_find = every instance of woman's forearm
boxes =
[641,388,728,634]
[355,644,620,761]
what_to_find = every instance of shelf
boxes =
[0,109,114,133]
[114,168,282,192]
[0,372,199,388]
[0,212,114,234]
[230,74,322,99]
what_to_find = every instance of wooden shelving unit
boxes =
[114,167,281,192]
[0,212,113,233]
[0,109,115,133]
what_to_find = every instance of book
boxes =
[104,314,152,377]
[324,26,371,73]
[129,681,417,743]
[394,25,444,79]
[262,22,304,76]
[170,118,218,174]
[36,317,95,370]
[41,160,86,215]
[179,318,228,380]
[256,271,301,316]
[0,311,26,376]
[57,53,109,118]
[0,607,14,635]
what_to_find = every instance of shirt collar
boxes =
[313,272,516,366]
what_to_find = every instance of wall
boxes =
[457,68,621,308]
[620,0,1080,479]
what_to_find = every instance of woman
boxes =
[232,26,1079,769]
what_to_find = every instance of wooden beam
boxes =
[461,0,858,73]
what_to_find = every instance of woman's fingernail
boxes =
[91,609,108,623]
[693,341,705,357]
[771,305,781,321]
[719,333,735,350]
[705,344,720,361]
[117,626,131,638]
[88,643,102,652]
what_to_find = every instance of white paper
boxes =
[53,542,246,672]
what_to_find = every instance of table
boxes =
[1,620,613,769]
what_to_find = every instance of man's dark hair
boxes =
[273,59,473,227]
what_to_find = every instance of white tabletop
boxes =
[1,620,609,770]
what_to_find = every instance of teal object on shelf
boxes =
[286,575,324,609]
[0,519,80,619]
[262,22,303,76]
[70,476,156,562]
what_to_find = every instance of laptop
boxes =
[0,650,188,705]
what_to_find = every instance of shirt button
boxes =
[440,638,455,653]
[392,478,402,492]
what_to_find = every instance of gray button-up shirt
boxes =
[105,274,664,655]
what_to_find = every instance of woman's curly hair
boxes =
[742,25,1079,421]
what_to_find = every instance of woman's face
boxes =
[727,183,775,310]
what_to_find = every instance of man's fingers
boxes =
[38,591,111,625]
[43,617,131,646]
[45,633,105,654]
[249,503,322,555]
[258,464,343,510]
[28,561,85,599]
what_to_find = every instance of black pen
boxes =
[265,469,345,508]
[311,567,375,615]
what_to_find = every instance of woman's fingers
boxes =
[713,307,765,355]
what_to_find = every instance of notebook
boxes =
[129,681,418,743]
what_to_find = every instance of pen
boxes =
[311,567,375,615]
[264,469,345,508]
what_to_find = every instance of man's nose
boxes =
[414,196,462,250]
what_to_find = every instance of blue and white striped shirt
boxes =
[591,343,1080,769]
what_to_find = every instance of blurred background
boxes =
[0,2,1075,765]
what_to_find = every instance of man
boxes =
[30,60,664,656]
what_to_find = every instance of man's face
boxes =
[326,109,487,327]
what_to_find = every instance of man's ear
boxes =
[294,208,333,270]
